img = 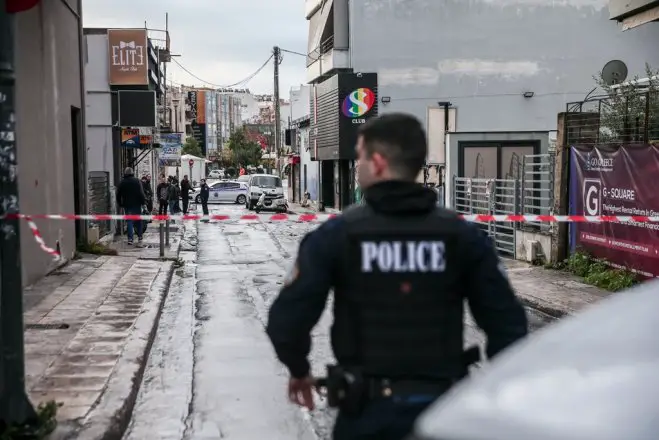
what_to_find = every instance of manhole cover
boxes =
[25,323,70,330]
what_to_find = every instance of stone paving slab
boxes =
[503,259,612,317]
[23,256,172,425]
[110,221,181,260]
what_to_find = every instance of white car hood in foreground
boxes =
[415,280,659,440]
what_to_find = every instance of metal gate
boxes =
[88,171,111,237]
[452,176,518,258]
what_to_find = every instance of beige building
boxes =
[13,0,87,285]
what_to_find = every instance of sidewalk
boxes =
[22,224,185,438]
[504,259,612,318]
[109,220,181,260]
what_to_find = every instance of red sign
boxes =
[570,144,659,278]
[6,0,39,13]
[189,159,194,167]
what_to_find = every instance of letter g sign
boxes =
[583,179,601,216]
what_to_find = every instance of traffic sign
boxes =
[189,159,194,166]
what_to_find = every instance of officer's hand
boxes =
[288,376,315,410]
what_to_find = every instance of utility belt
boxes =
[315,345,481,416]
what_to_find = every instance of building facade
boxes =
[288,85,318,203]
[83,27,167,236]
[609,0,659,29]
[306,0,659,208]
[12,0,87,285]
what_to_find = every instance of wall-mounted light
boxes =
[381,96,391,104]
[523,91,534,98]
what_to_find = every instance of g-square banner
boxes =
[570,144,659,277]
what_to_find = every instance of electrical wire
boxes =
[171,55,273,89]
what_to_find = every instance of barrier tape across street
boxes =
[5,213,659,223]
[6,212,659,261]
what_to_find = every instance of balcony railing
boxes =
[306,35,334,67]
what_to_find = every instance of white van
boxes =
[246,174,287,212]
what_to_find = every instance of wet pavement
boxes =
[124,203,553,440]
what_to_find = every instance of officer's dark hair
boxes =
[357,113,427,181]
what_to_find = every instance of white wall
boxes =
[84,33,115,188]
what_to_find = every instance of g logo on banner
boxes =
[583,178,602,216]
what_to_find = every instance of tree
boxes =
[594,63,659,143]
[182,137,203,157]
[227,128,263,167]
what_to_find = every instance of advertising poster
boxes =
[121,128,140,147]
[338,72,378,158]
[570,144,659,277]
[157,133,182,167]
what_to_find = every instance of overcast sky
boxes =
[83,0,307,95]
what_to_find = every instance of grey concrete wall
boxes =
[84,34,115,188]
[14,0,84,285]
[348,0,659,132]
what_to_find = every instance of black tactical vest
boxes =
[332,205,466,380]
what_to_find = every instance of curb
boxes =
[518,295,570,320]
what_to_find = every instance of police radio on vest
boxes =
[361,241,446,272]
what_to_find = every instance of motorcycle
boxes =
[255,193,266,213]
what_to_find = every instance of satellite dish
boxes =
[601,60,628,85]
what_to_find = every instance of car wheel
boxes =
[195,195,201,203]
[236,194,246,205]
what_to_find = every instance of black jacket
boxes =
[181,179,191,196]
[141,179,153,199]
[200,183,210,201]
[266,180,529,379]
[116,174,146,209]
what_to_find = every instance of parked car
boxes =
[410,279,659,440]
[208,169,224,179]
[193,180,248,205]
[246,174,286,212]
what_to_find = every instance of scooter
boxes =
[255,192,266,213]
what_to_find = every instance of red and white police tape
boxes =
[6,212,659,261]
[5,213,659,223]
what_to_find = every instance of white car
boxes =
[208,169,224,179]
[246,174,287,212]
[193,180,248,205]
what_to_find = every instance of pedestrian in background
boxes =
[168,177,180,214]
[141,174,153,213]
[116,167,145,245]
[181,174,191,214]
[157,174,169,216]
[199,178,209,221]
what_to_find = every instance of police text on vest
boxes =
[361,241,446,272]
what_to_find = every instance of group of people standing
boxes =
[116,168,196,245]
[153,174,192,215]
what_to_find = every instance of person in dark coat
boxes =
[116,167,145,244]
[141,174,153,213]
[199,178,210,221]
[156,174,169,215]
[181,175,192,214]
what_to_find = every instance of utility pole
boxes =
[273,46,281,173]
[0,2,37,425]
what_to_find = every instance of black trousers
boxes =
[201,199,209,215]
[333,399,432,440]
[182,196,189,214]
[158,200,167,215]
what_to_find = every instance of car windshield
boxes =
[251,176,281,188]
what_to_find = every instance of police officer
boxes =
[266,113,529,440]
